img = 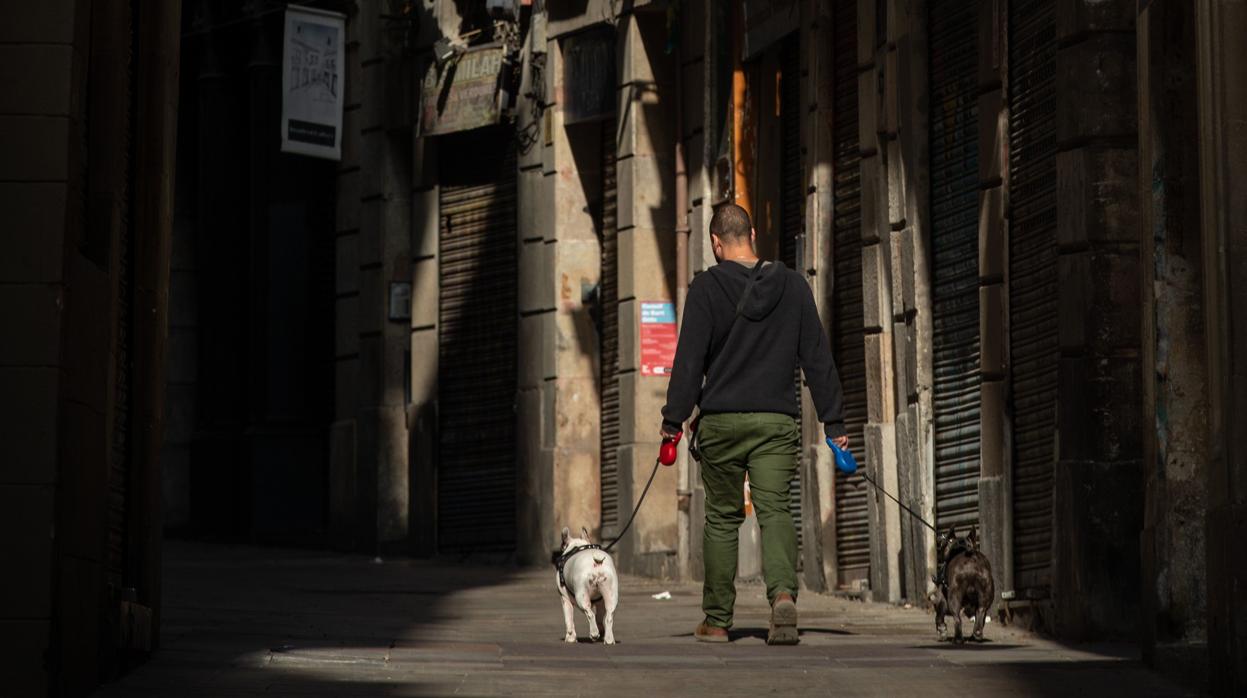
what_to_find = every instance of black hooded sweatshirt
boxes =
[661,260,847,439]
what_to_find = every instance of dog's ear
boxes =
[968,526,978,545]
[581,526,591,543]
[561,527,570,547]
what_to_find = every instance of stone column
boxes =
[859,0,903,603]
[514,9,550,564]
[547,36,602,559]
[354,6,412,553]
[1137,0,1209,682]
[802,0,839,593]
[1194,1,1247,693]
[515,21,606,563]
[614,11,679,578]
[331,6,363,552]
[976,0,1012,602]
[1051,0,1142,639]
[892,0,936,603]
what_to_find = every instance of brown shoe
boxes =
[768,593,799,645]
[694,621,729,643]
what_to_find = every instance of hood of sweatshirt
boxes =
[705,259,790,321]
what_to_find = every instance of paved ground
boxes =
[93,541,1194,697]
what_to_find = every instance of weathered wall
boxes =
[976,0,1012,604]
[1138,0,1208,684]
[514,8,551,565]
[515,11,614,564]
[614,11,680,578]
[1051,0,1143,640]
[852,0,902,603]
[892,0,935,605]
[331,3,414,554]
[801,0,840,594]
[0,4,80,692]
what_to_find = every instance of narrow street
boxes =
[92,542,1191,697]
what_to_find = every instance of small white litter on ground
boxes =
[651,591,672,600]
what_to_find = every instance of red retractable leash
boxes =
[602,431,680,552]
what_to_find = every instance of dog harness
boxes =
[936,539,973,591]
[554,543,603,592]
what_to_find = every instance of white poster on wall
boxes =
[281,5,346,160]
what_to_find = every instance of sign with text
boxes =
[281,5,346,160]
[640,302,677,377]
[420,43,505,136]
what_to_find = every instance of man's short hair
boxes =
[709,203,752,242]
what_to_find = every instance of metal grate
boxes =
[437,132,519,554]
[929,0,981,534]
[780,34,805,557]
[600,121,621,534]
[832,0,870,589]
[1008,0,1058,594]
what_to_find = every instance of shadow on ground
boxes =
[92,540,529,697]
[90,541,1197,697]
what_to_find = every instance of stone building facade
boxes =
[7,0,1244,694]
[321,0,1244,690]
[9,0,1247,693]
[0,1,181,694]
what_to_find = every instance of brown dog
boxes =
[931,526,994,643]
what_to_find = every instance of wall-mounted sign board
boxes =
[281,5,346,160]
[640,301,677,377]
[420,43,506,136]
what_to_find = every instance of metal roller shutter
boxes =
[1008,0,1058,594]
[928,0,981,534]
[779,34,805,557]
[600,121,621,535]
[437,131,519,553]
[832,0,870,589]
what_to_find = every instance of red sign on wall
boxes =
[640,301,677,377]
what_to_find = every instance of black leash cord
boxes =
[602,456,938,551]
[603,458,662,552]
[857,471,939,534]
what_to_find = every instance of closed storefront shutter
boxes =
[928,0,981,534]
[600,122,621,535]
[437,130,519,553]
[1008,0,1058,594]
[780,34,805,557]
[832,0,870,589]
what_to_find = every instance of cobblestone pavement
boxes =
[91,541,1193,697]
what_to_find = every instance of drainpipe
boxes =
[731,2,749,215]
[673,30,692,580]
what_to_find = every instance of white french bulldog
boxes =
[554,526,619,645]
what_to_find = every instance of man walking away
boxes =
[660,204,849,645]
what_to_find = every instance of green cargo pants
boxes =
[696,412,800,628]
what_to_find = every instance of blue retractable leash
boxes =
[827,438,937,534]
